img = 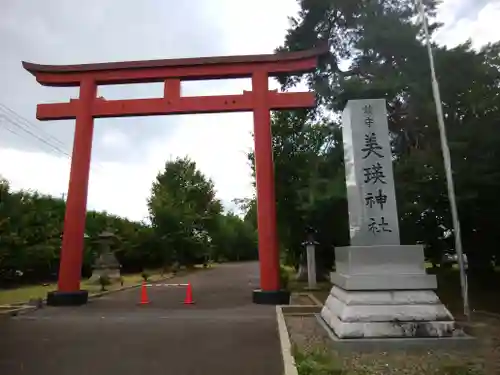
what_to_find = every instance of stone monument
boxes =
[321,99,457,339]
[88,231,121,284]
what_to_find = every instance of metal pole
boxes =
[416,0,470,319]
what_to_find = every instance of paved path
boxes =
[0,262,283,375]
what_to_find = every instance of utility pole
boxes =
[416,0,470,319]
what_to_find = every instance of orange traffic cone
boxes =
[139,281,150,305]
[184,282,194,305]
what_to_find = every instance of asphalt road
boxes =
[0,262,283,375]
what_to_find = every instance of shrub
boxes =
[294,348,343,375]
[279,264,290,290]
[171,262,180,275]
[141,271,150,281]
[98,274,111,291]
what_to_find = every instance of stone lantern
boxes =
[88,230,121,284]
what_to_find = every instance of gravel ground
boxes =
[290,294,317,305]
[286,313,500,374]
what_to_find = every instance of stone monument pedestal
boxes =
[321,245,457,338]
[88,264,121,284]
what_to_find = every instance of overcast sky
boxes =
[0,0,499,222]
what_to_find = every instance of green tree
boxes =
[0,176,156,284]
[247,111,348,274]
[210,212,258,262]
[276,0,500,274]
[147,157,222,267]
[1,153,265,285]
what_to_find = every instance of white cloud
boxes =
[0,148,70,198]
[0,0,297,221]
[156,113,255,209]
[1,0,499,223]
[435,0,500,48]
[100,129,131,149]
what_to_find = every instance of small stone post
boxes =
[301,226,319,290]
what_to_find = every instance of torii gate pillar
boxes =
[22,45,327,306]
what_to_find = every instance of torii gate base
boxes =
[23,45,327,306]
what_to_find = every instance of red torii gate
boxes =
[23,45,327,306]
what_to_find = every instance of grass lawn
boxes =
[291,340,489,375]
[0,270,166,306]
[0,264,212,306]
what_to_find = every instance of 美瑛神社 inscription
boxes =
[342,99,399,247]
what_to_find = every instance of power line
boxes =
[0,103,69,151]
[0,114,71,157]
[0,102,104,174]
[0,120,23,138]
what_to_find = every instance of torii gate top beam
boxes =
[22,44,329,87]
